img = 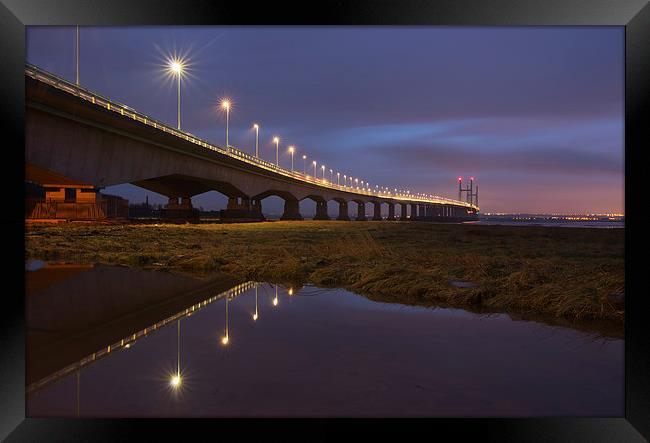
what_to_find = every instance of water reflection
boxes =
[26,266,623,417]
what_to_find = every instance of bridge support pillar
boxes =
[355,202,367,221]
[313,200,330,220]
[163,195,199,223]
[336,201,350,221]
[386,203,396,221]
[399,203,408,221]
[410,203,419,220]
[372,202,382,221]
[281,199,303,220]
[220,196,265,222]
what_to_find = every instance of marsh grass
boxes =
[25,221,624,330]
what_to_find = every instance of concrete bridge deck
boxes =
[25,64,479,222]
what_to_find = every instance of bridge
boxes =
[25,64,479,222]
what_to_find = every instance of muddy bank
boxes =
[25,221,624,331]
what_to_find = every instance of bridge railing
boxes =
[26,63,478,210]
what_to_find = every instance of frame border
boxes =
[2,0,648,440]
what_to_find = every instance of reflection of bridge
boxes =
[28,274,256,394]
[25,64,479,222]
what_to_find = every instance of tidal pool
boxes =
[26,265,623,417]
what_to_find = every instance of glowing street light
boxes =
[288,146,295,172]
[221,99,231,149]
[337,172,340,186]
[253,123,260,157]
[321,165,326,181]
[329,169,333,183]
[273,137,280,166]
[168,59,185,130]
[343,174,346,187]
[312,160,317,177]
[302,154,307,175]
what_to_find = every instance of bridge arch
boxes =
[253,190,302,220]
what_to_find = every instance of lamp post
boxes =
[343,174,346,187]
[302,155,307,175]
[253,124,259,157]
[337,172,340,186]
[312,160,317,177]
[168,60,185,130]
[329,169,333,183]
[288,146,295,172]
[273,137,280,166]
[221,100,231,149]
[321,165,326,181]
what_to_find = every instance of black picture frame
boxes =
[2,0,649,440]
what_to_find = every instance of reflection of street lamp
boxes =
[273,285,279,306]
[222,297,230,345]
[170,320,182,389]
[253,286,259,321]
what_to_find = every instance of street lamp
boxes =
[312,160,317,177]
[273,137,280,166]
[168,59,185,130]
[343,174,346,187]
[288,146,295,172]
[337,172,340,186]
[329,169,333,183]
[221,99,231,149]
[321,165,326,181]
[75,26,80,85]
[253,124,259,157]
[302,154,307,175]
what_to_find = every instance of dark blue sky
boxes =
[26,26,624,214]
